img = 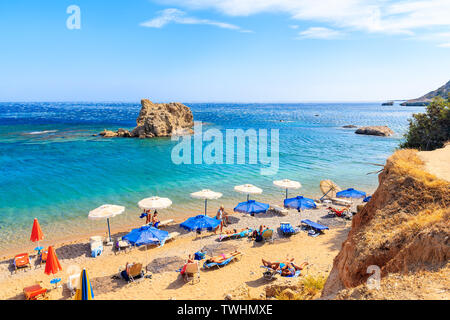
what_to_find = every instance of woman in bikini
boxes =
[206,251,241,264]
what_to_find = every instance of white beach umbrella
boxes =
[234,184,263,201]
[273,179,302,199]
[191,189,223,215]
[138,197,172,210]
[88,204,125,243]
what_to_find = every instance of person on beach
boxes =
[120,262,132,282]
[281,262,309,276]
[145,210,152,225]
[214,205,227,234]
[180,255,195,275]
[205,251,241,264]
[261,257,294,270]
[251,225,268,241]
[224,227,249,235]
[152,211,160,228]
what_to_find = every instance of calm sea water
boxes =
[0,102,424,252]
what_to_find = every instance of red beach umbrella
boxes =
[44,246,62,275]
[30,218,44,243]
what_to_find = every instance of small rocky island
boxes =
[355,126,394,136]
[100,99,194,138]
[400,79,449,106]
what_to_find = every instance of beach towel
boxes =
[280,223,299,236]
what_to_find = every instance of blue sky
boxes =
[0,0,449,102]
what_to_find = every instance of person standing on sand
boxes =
[214,205,227,234]
[145,210,152,225]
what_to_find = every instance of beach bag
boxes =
[194,251,206,261]
[255,234,263,242]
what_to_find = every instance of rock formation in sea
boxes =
[355,126,394,136]
[401,80,450,106]
[342,125,358,128]
[321,146,450,299]
[100,99,194,138]
[381,101,394,106]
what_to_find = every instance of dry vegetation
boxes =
[274,275,327,300]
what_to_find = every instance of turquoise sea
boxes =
[0,102,424,252]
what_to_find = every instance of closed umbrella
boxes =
[336,188,366,199]
[284,196,317,211]
[88,204,125,243]
[234,184,262,201]
[74,269,94,300]
[273,179,302,199]
[30,218,44,255]
[320,180,342,200]
[191,189,223,215]
[234,200,269,215]
[45,246,62,287]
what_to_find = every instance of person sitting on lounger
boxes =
[205,251,241,264]
[180,255,195,275]
[120,262,132,282]
[151,211,160,228]
[224,227,249,235]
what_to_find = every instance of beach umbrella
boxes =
[337,188,366,199]
[234,184,263,201]
[30,218,44,254]
[180,215,221,232]
[88,204,125,243]
[123,225,169,247]
[138,197,172,210]
[284,196,317,211]
[233,200,269,215]
[273,179,302,199]
[45,246,62,287]
[190,189,223,215]
[320,180,342,200]
[74,269,94,300]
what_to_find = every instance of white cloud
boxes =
[438,43,450,48]
[298,27,343,40]
[156,0,450,37]
[141,8,251,32]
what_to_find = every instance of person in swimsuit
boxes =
[145,210,152,225]
[206,251,241,264]
[280,262,309,276]
[214,205,227,234]
[152,211,160,228]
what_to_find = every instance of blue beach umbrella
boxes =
[74,269,94,300]
[233,200,269,215]
[336,188,366,199]
[180,215,221,232]
[123,225,169,247]
[284,196,317,211]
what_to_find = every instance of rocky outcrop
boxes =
[321,147,450,299]
[355,126,394,136]
[382,101,394,106]
[342,125,358,128]
[401,80,450,106]
[100,99,194,138]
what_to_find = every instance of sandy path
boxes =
[418,144,450,182]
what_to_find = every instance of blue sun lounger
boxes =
[301,219,329,237]
[260,266,301,280]
[219,229,252,242]
[203,253,242,269]
[280,223,300,236]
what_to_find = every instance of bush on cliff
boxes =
[400,95,450,151]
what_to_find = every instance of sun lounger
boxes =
[39,248,48,266]
[268,205,289,216]
[114,237,131,254]
[300,219,329,237]
[280,223,300,236]
[14,253,31,273]
[166,232,180,242]
[23,284,48,300]
[145,219,174,228]
[331,197,352,206]
[203,253,242,269]
[219,229,252,242]
[260,266,301,281]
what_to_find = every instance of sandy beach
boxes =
[0,202,356,300]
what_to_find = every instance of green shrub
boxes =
[400,95,450,151]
